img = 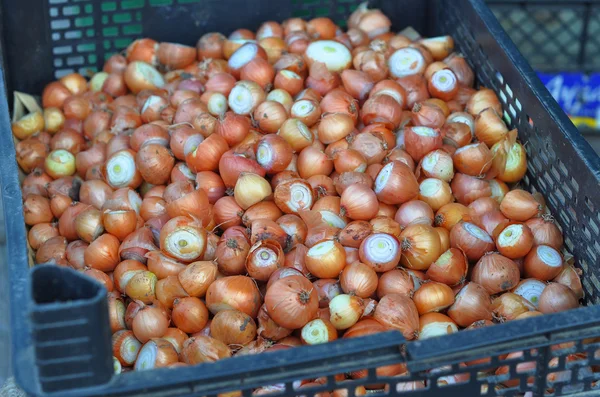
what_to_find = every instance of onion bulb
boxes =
[373,294,419,340]
[301,318,338,345]
[496,223,534,259]
[512,278,546,309]
[450,222,495,261]
[413,281,455,314]
[538,282,579,314]
[305,240,346,279]
[500,190,541,221]
[471,253,520,295]
[265,275,318,329]
[329,294,364,330]
[234,173,272,210]
[399,224,441,271]
[339,261,378,298]
[374,161,419,205]
[523,245,563,281]
[206,275,262,318]
[359,233,401,272]
[426,248,468,286]
[210,309,257,346]
[419,313,458,339]
[447,282,492,327]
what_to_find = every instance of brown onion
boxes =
[206,275,262,318]
[538,282,579,314]
[377,268,414,298]
[426,248,468,286]
[180,336,231,365]
[211,309,257,346]
[374,294,419,340]
[339,261,378,298]
[496,223,534,259]
[172,297,209,334]
[399,224,441,270]
[447,282,492,327]
[413,281,455,314]
[450,222,495,261]
[491,293,536,322]
[471,253,520,295]
[525,216,563,250]
[265,275,318,329]
[131,303,169,343]
[374,161,419,205]
[395,200,434,227]
[524,245,563,281]
[359,233,401,272]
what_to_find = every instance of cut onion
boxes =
[305,41,352,72]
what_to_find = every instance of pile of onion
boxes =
[16,4,585,393]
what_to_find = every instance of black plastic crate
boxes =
[3,0,600,396]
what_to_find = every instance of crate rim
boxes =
[2,0,599,395]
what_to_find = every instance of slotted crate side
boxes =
[487,0,600,73]
[457,2,600,304]
[4,0,600,396]
[458,1,600,307]
[1,0,424,95]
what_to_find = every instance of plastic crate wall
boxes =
[443,2,600,307]
[45,0,364,79]
[487,0,600,73]
[3,0,600,396]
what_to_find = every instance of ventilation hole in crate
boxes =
[51,19,70,29]
[593,241,600,257]
[539,149,550,166]
[564,183,575,200]
[63,5,81,15]
[567,206,577,225]
[53,45,72,55]
[52,32,61,41]
[148,0,170,5]
[508,104,517,120]
[537,175,548,191]
[103,27,119,37]
[542,172,554,190]
[530,156,542,173]
[65,31,83,39]
[479,383,489,395]
[67,56,85,66]
[589,219,600,237]
[565,236,574,251]
[515,98,522,112]
[582,225,592,241]
[583,278,594,302]
[503,110,512,126]
[75,16,93,27]
[557,209,570,229]
[586,196,595,213]
[121,0,144,10]
[77,43,95,53]
[548,194,559,209]
[570,177,580,194]
[55,69,74,77]
[590,271,600,295]
[113,12,133,23]
[550,164,561,183]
